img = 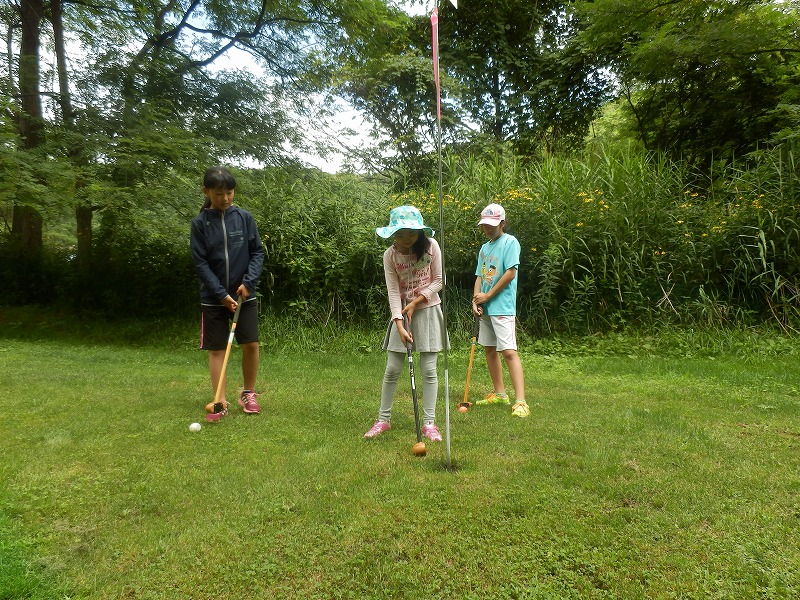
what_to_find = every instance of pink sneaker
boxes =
[364,420,391,438]
[422,423,442,442]
[238,391,261,414]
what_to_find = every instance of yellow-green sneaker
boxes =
[511,401,530,418]
[475,392,510,406]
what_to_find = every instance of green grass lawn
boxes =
[1,329,799,599]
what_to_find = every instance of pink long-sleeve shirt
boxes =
[383,237,443,321]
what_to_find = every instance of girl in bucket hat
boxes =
[364,206,447,442]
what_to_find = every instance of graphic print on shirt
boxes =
[396,252,432,302]
[480,263,498,286]
[227,227,245,252]
[480,248,499,288]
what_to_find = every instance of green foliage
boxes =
[331,4,445,184]
[574,0,800,166]
[6,0,799,342]
[403,143,800,333]
[439,1,610,153]
[242,168,392,324]
[715,141,800,331]
[5,0,383,306]
[3,141,800,334]
[335,2,611,179]
[91,215,198,318]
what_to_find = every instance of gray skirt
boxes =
[382,304,450,353]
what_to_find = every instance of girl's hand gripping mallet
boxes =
[206,295,243,422]
[459,315,480,411]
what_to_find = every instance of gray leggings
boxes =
[379,351,438,423]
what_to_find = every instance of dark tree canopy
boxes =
[438,1,610,154]
[575,0,800,166]
[334,0,614,181]
[2,0,390,304]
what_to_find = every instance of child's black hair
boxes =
[411,231,432,262]
[204,166,236,190]
[200,167,236,211]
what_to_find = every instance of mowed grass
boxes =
[1,333,799,599]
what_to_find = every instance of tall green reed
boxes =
[401,143,800,334]
[185,143,799,336]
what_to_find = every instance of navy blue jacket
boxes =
[190,205,265,305]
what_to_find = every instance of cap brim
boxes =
[478,218,502,226]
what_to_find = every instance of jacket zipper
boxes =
[221,209,229,291]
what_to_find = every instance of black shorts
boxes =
[200,299,259,350]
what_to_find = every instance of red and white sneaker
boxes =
[238,391,261,414]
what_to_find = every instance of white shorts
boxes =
[478,315,517,352]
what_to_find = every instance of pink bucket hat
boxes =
[478,203,505,226]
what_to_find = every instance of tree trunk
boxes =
[11,207,43,256]
[53,0,92,304]
[19,0,44,148]
[14,0,44,259]
[491,67,503,142]
[51,0,73,124]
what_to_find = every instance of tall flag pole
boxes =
[431,3,452,470]
[431,8,441,122]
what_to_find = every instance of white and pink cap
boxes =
[478,203,505,226]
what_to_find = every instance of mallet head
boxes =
[205,400,228,422]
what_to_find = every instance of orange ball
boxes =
[458,405,469,413]
[412,442,427,456]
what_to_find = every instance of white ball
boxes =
[189,422,202,433]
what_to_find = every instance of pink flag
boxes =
[431,8,441,122]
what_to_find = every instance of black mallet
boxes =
[403,312,426,456]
